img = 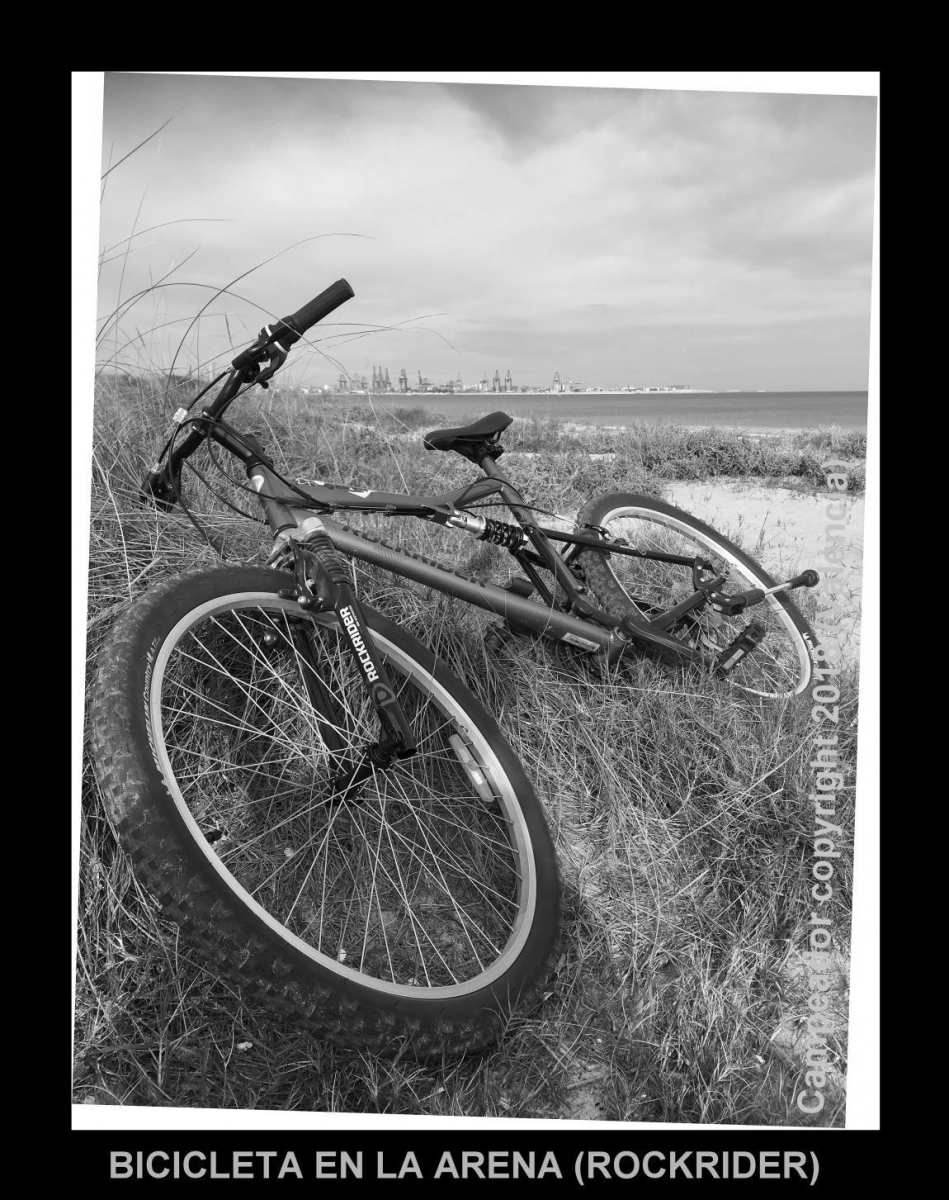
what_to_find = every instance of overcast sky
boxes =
[97,74,877,391]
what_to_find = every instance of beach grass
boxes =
[279,395,866,492]
[77,374,858,1125]
[84,117,863,1120]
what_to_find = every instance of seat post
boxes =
[477,452,531,509]
[478,451,522,495]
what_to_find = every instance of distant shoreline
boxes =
[315,388,868,432]
[330,389,860,399]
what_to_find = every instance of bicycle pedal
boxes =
[715,620,767,673]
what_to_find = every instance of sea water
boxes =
[335,391,868,430]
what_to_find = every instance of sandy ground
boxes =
[555,477,863,1122]
[562,422,811,438]
[548,472,863,1121]
[664,479,864,665]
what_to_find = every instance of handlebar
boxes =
[231,278,355,370]
[282,278,355,342]
[142,279,355,508]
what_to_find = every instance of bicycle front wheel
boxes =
[90,567,560,1055]
[576,493,817,697]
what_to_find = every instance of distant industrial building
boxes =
[332,365,517,394]
[335,372,369,392]
[369,365,395,393]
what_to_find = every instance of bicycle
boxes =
[89,279,822,1056]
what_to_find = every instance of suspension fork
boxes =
[280,531,417,805]
[285,622,350,760]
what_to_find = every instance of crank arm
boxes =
[709,570,820,616]
[607,608,719,670]
[646,588,713,632]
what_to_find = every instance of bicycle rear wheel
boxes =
[577,493,817,697]
[90,567,560,1055]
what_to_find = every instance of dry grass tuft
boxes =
[77,376,858,1124]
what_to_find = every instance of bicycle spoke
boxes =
[377,797,516,935]
[156,598,529,989]
[92,288,564,1047]
[590,510,810,696]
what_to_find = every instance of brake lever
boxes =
[248,346,288,389]
[231,322,290,379]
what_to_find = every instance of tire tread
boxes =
[89,567,560,1057]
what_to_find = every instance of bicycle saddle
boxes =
[423,412,514,453]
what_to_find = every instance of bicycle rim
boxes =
[150,592,537,998]
[591,503,813,697]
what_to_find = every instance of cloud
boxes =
[97,76,877,390]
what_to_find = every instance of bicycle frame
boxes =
[155,358,806,681]
[204,417,716,670]
[147,287,818,691]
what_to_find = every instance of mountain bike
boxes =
[89,279,821,1056]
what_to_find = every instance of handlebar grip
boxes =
[274,278,355,346]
